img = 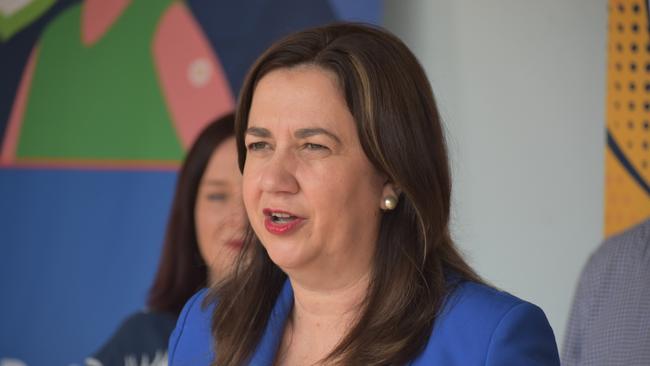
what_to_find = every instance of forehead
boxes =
[203,137,239,180]
[247,66,354,134]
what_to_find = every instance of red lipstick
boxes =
[263,208,304,235]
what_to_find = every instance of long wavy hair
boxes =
[210,23,481,365]
[147,113,234,315]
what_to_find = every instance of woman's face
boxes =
[243,66,390,283]
[194,137,245,284]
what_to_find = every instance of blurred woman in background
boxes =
[87,113,244,366]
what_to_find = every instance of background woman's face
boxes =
[243,66,387,284]
[194,137,245,284]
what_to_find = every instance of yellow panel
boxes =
[605,148,650,236]
[605,0,650,237]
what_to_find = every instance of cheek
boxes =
[196,203,227,237]
[242,167,260,212]
[194,201,207,237]
[316,160,381,197]
[309,165,382,218]
[319,180,374,214]
[194,202,212,259]
[194,205,210,242]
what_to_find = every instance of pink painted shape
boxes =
[81,0,131,46]
[1,45,39,164]
[153,3,235,149]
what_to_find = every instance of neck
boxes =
[208,270,218,286]
[276,262,373,365]
[289,268,370,333]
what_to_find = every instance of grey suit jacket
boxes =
[562,219,650,366]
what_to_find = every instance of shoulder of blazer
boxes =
[168,288,214,365]
[412,281,559,365]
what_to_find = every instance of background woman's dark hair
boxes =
[147,112,235,315]
[212,23,482,366]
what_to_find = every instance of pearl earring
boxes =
[383,196,398,210]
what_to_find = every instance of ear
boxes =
[379,182,400,210]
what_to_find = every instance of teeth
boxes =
[271,212,295,223]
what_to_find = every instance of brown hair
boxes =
[211,23,481,365]
[147,113,235,315]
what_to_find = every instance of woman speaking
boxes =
[169,23,560,366]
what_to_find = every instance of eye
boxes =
[207,193,227,201]
[303,143,329,151]
[246,141,270,151]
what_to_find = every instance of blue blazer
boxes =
[168,280,560,365]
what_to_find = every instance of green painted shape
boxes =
[17,0,182,162]
[0,0,55,42]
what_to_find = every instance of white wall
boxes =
[384,0,607,347]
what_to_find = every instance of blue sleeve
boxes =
[168,289,210,365]
[485,302,560,366]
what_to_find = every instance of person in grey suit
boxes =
[563,218,650,366]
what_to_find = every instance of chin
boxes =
[262,240,307,271]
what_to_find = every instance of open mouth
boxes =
[262,209,304,235]
[269,212,297,223]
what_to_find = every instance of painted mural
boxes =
[0,1,381,364]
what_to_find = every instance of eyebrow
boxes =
[205,180,228,186]
[245,127,271,138]
[245,126,342,145]
[295,128,341,144]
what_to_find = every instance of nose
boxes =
[258,150,299,195]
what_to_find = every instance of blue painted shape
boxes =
[328,0,382,24]
[0,169,176,365]
[187,0,338,95]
